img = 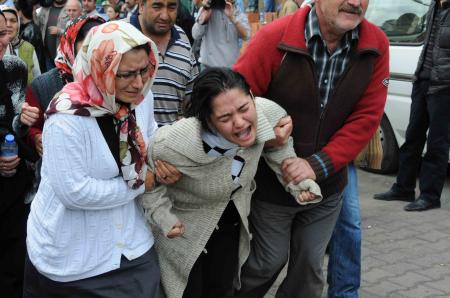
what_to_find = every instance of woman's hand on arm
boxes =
[155,160,183,184]
[265,116,293,149]
[167,221,185,238]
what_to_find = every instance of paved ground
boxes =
[266,168,450,298]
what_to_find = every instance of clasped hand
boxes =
[20,102,40,127]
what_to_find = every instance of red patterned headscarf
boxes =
[54,15,105,84]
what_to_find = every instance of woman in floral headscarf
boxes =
[26,15,105,157]
[23,21,162,297]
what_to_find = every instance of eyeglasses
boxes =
[116,64,151,81]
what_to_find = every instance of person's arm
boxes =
[192,7,210,40]
[139,184,182,237]
[43,115,145,210]
[140,134,183,237]
[257,98,322,204]
[25,87,44,155]
[227,5,251,40]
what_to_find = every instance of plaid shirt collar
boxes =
[305,6,359,54]
[304,5,360,107]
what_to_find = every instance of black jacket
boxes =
[20,21,46,72]
[415,1,450,88]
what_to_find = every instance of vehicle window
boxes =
[365,0,432,44]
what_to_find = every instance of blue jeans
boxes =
[327,163,361,298]
[247,0,275,12]
[264,0,276,12]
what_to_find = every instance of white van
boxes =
[363,0,449,173]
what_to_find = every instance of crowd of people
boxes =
[1,0,448,297]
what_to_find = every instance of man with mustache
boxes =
[129,0,199,126]
[36,0,69,70]
[375,0,450,211]
[234,0,389,297]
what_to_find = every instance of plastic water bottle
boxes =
[0,134,18,177]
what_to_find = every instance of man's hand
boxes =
[144,170,156,191]
[0,155,20,175]
[155,160,183,184]
[282,157,316,184]
[34,134,43,157]
[297,191,318,203]
[48,26,61,35]
[20,102,40,127]
[197,7,212,24]
[224,1,235,19]
[265,116,293,148]
[167,221,185,238]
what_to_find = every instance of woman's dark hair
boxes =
[185,67,251,133]
[74,19,105,48]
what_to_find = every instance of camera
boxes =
[203,0,226,10]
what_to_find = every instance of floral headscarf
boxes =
[55,15,105,84]
[46,21,159,189]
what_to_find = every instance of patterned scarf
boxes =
[46,21,159,189]
[54,15,105,84]
[202,129,245,190]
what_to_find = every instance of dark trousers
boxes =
[0,201,29,298]
[23,247,160,298]
[183,202,241,298]
[393,80,450,203]
[236,192,343,298]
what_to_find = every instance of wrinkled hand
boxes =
[34,134,43,157]
[224,1,235,18]
[20,102,40,127]
[198,6,212,24]
[0,155,20,175]
[167,221,185,238]
[297,191,318,203]
[282,157,316,184]
[155,160,182,184]
[144,170,156,191]
[265,116,293,148]
[48,26,61,35]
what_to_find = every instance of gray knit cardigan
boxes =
[140,97,321,298]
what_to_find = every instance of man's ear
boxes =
[139,0,145,14]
